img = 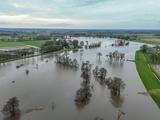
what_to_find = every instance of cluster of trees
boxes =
[109,34,137,41]
[55,53,79,68]
[93,66,126,97]
[81,61,92,80]
[107,51,125,62]
[140,44,149,53]
[96,51,125,63]
[150,51,160,63]
[72,40,79,49]
[75,61,92,107]
[88,42,101,49]
[108,77,126,96]
[41,39,81,54]
[41,41,63,53]
[112,39,130,47]
[140,44,160,63]
[93,66,107,80]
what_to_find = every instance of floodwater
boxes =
[0,37,160,120]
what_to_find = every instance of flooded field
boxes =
[0,37,160,120]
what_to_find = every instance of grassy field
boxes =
[138,38,160,44]
[135,51,160,107]
[0,40,47,48]
[137,35,160,44]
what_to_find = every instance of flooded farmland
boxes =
[0,37,160,120]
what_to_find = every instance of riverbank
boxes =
[135,51,160,107]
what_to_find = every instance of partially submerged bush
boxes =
[108,77,126,96]
[2,97,20,117]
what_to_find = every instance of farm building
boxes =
[0,45,39,56]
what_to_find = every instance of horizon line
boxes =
[0,28,160,31]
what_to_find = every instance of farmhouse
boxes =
[0,45,39,56]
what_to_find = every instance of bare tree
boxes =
[97,52,102,61]
[80,41,84,47]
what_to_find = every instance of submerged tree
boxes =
[80,41,84,47]
[88,42,101,48]
[73,40,79,48]
[93,66,99,77]
[75,61,92,107]
[99,68,107,79]
[2,97,20,117]
[97,52,102,61]
[108,77,125,96]
[93,66,107,81]
[81,61,92,81]
[75,86,92,103]
[106,51,125,62]
[86,41,89,46]
[112,39,129,46]
[55,54,79,68]
[25,69,29,75]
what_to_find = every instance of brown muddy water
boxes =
[0,37,160,120]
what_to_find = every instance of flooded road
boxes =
[0,37,160,120]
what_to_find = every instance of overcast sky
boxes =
[0,0,160,29]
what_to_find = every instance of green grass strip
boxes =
[135,51,160,107]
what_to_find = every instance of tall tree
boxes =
[97,52,102,61]
[73,40,79,48]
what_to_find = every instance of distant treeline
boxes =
[0,28,160,41]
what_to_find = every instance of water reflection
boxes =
[110,96,124,108]
[0,62,11,68]
[108,61,124,67]
[97,59,102,65]
[75,83,92,109]
[3,116,20,120]
[79,49,83,61]
[25,69,29,75]
[55,63,78,71]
